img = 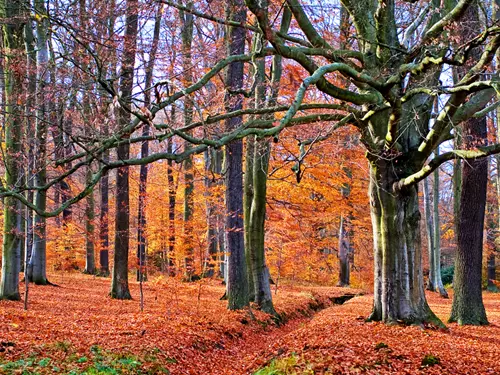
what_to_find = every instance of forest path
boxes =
[244,293,500,374]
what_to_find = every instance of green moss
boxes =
[421,354,440,367]
[375,342,389,350]
[253,355,302,375]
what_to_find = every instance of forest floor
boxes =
[0,273,499,374]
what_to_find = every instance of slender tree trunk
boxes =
[0,0,25,300]
[136,3,162,282]
[98,0,116,277]
[31,0,50,285]
[225,0,249,310]
[338,214,350,287]
[244,136,255,298]
[423,178,435,291]
[204,148,221,277]
[110,0,138,299]
[167,138,177,275]
[84,170,96,274]
[99,156,110,276]
[180,4,195,280]
[24,20,36,282]
[249,139,275,313]
[431,155,448,297]
[246,10,290,314]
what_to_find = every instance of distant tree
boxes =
[180,2,195,281]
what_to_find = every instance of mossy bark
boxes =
[368,162,444,327]
[249,139,276,315]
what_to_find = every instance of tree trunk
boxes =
[225,0,249,310]
[0,0,25,300]
[449,116,489,325]
[180,4,195,280]
[249,139,275,314]
[84,170,96,274]
[136,3,162,282]
[431,157,447,297]
[98,0,116,278]
[204,148,222,277]
[110,0,138,299]
[244,136,255,298]
[31,0,50,285]
[423,178,435,291]
[24,17,36,282]
[337,214,350,287]
[449,2,489,326]
[245,11,289,314]
[167,137,177,275]
[368,162,443,326]
[99,159,110,276]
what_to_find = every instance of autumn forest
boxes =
[1,0,500,373]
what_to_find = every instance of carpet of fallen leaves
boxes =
[0,273,499,374]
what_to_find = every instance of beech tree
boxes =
[110,0,138,299]
[0,0,25,300]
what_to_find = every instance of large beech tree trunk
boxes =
[449,1,489,326]
[449,116,489,325]
[368,162,442,326]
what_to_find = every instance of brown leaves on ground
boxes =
[0,274,500,374]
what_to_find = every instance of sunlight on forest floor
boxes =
[0,273,499,374]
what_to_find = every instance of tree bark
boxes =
[423,178,435,291]
[136,3,162,282]
[244,135,255,298]
[449,1,489,326]
[31,0,50,285]
[337,214,350,287]
[84,170,96,274]
[449,116,489,325]
[180,3,195,280]
[167,137,177,275]
[368,162,442,326]
[110,0,138,299]
[0,0,25,299]
[225,0,249,310]
[431,156,447,297]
